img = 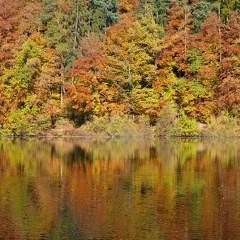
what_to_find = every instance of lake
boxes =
[0,138,240,239]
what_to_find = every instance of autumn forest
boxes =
[0,0,240,137]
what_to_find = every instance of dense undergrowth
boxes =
[1,109,239,138]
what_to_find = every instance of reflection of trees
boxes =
[0,139,67,176]
[0,138,240,239]
[69,138,158,162]
[0,177,57,238]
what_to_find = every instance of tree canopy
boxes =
[0,0,240,135]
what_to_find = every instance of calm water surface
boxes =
[0,138,240,239]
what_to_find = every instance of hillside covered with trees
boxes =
[0,0,240,137]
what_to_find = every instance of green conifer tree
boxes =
[191,1,211,33]
[89,0,119,33]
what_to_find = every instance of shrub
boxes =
[4,109,38,136]
[177,111,199,137]
[155,101,179,137]
[81,113,153,137]
[106,114,130,137]
[155,102,200,137]
[202,112,240,137]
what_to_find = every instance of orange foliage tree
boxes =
[119,0,139,13]
[65,34,117,123]
[217,11,240,114]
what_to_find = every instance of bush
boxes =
[81,113,153,138]
[155,102,179,137]
[202,112,240,137]
[155,102,199,137]
[81,115,109,136]
[2,109,53,137]
[177,111,199,137]
[4,109,38,136]
[107,114,134,137]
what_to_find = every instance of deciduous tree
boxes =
[66,34,113,123]
[217,11,240,114]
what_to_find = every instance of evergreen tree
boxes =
[89,0,119,33]
[71,0,91,48]
[39,0,76,107]
[39,0,56,25]
[234,0,240,13]
[191,1,211,33]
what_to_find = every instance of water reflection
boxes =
[0,138,240,239]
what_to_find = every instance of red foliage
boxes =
[193,12,222,61]
[66,34,109,114]
[0,0,42,74]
